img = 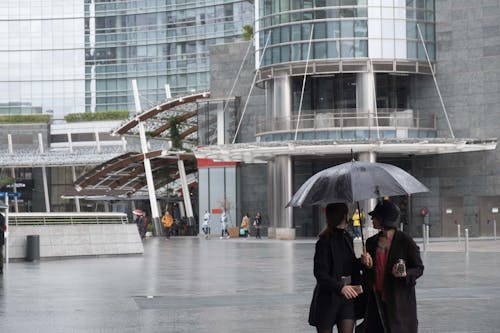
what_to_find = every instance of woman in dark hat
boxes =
[309,203,363,333]
[360,200,424,333]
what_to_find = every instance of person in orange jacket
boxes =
[162,211,174,239]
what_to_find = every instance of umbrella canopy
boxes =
[132,209,145,215]
[287,160,429,207]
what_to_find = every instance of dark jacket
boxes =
[0,214,5,246]
[309,230,361,328]
[363,230,424,333]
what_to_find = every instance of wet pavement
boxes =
[1,236,499,332]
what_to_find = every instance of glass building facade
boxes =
[256,0,435,66]
[0,0,253,118]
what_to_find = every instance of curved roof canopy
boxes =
[74,151,196,196]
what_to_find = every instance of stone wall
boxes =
[8,224,144,259]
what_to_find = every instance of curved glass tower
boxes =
[0,0,253,118]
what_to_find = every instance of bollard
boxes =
[425,225,430,245]
[457,224,461,243]
[494,220,497,241]
[464,228,469,254]
[400,223,404,232]
[422,224,426,252]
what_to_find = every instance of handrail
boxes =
[256,109,436,135]
[9,212,128,226]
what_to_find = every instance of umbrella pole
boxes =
[356,201,367,255]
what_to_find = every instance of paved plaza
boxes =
[0,236,499,332]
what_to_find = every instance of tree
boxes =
[168,116,182,150]
[242,24,254,41]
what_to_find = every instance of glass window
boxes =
[369,39,382,58]
[381,20,394,38]
[292,24,301,40]
[394,20,405,39]
[281,45,291,62]
[382,40,394,58]
[341,41,354,58]
[326,0,340,5]
[314,22,326,39]
[281,26,291,42]
[407,41,417,58]
[327,21,340,38]
[272,47,280,63]
[395,40,406,58]
[341,20,354,38]
[302,43,312,60]
[314,42,327,59]
[302,23,312,40]
[406,22,416,39]
[291,43,301,61]
[354,20,367,37]
[355,40,368,57]
[327,41,339,58]
[272,27,281,44]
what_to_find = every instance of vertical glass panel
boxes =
[341,20,354,38]
[394,20,405,39]
[369,39,382,58]
[381,20,394,38]
[381,7,393,19]
[341,41,354,58]
[354,20,368,37]
[327,41,339,58]
[417,42,426,60]
[314,22,326,39]
[272,47,280,63]
[426,23,434,41]
[326,21,340,38]
[281,26,291,42]
[292,24,301,40]
[314,42,327,59]
[406,22,417,39]
[368,19,381,38]
[315,0,327,7]
[302,43,312,60]
[281,45,291,62]
[407,41,417,58]
[426,0,434,10]
[382,40,394,58]
[326,0,340,6]
[355,40,368,57]
[291,43,301,61]
[395,40,406,58]
[272,27,281,44]
[368,6,381,18]
[302,23,312,40]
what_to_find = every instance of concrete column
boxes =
[267,160,276,238]
[71,166,81,212]
[358,152,376,235]
[356,72,377,128]
[217,106,225,145]
[274,156,295,240]
[273,72,292,130]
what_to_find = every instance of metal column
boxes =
[38,133,50,212]
[178,159,195,228]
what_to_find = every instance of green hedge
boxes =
[64,110,129,122]
[0,114,51,123]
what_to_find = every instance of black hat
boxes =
[368,200,400,228]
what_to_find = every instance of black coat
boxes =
[363,230,424,333]
[0,214,5,246]
[309,230,361,328]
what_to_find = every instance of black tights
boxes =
[316,319,355,333]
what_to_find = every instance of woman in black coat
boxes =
[309,203,363,333]
[360,200,424,333]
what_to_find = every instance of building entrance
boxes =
[441,197,464,237]
[479,196,500,236]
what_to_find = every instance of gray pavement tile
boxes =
[0,237,499,332]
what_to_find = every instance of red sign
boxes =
[197,158,238,168]
[420,208,428,216]
[211,208,223,214]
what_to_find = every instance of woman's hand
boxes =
[361,253,373,268]
[341,285,359,299]
[391,263,407,278]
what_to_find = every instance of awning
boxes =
[194,138,497,163]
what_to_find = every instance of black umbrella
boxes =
[286,160,429,250]
[286,160,428,208]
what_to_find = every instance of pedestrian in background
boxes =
[0,213,5,274]
[220,211,230,239]
[240,213,250,238]
[351,208,362,240]
[309,203,363,333]
[360,200,424,333]
[202,210,211,239]
[253,212,262,239]
[162,210,174,239]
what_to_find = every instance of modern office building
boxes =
[196,0,499,239]
[0,0,253,118]
[0,0,253,213]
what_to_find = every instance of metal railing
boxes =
[8,212,128,226]
[256,109,436,135]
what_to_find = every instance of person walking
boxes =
[202,210,211,239]
[253,212,262,239]
[351,209,362,240]
[220,211,230,239]
[360,200,424,333]
[0,213,6,274]
[240,213,250,238]
[309,203,363,333]
[162,210,174,239]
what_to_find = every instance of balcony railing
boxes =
[256,109,437,141]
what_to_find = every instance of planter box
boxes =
[228,226,240,238]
